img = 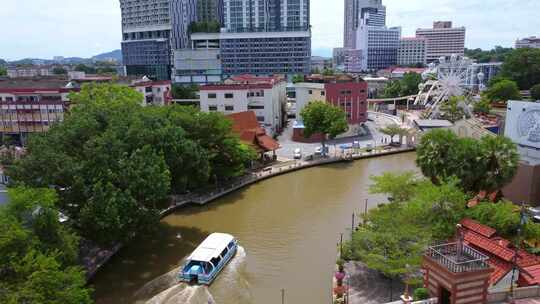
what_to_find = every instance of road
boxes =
[276,116,399,160]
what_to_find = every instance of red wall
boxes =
[324,81,368,124]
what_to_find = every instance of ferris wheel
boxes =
[414,55,477,118]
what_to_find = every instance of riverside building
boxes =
[416,21,466,63]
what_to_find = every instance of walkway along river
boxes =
[91,152,419,304]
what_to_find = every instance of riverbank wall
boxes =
[85,145,415,281]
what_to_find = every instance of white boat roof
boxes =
[188,233,235,262]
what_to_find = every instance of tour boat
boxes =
[179,233,238,285]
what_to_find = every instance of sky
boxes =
[1,0,539,60]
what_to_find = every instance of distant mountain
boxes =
[6,50,123,65]
[92,50,122,63]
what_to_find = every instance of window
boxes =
[209,105,218,111]
[256,116,265,122]
[208,93,217,99]
[145,87,152,93]
[225,93,234,99]
[248,105,264,110]
[308,90,313,94]
[321,91,325,96]
[225,105,234,111]
[340,90,352,95]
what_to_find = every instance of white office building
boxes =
[398,37,427,66]
[515,36,540,49]
[416,21,466,63]
[199,75,287,135]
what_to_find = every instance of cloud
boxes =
[1,0,539,60]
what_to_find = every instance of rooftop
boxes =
[227,111,280,152]
[426,242,490,273]
[188,233,234,262]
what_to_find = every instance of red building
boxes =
[299,74,368,124]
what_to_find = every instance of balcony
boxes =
[426,242,490,273]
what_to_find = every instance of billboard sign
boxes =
[505,100,540,149]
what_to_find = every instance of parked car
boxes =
[366,143,373,152]
[293,148,302,159]
[314,147,323,156]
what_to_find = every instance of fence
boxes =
[488,285,540,303]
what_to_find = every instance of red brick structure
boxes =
[300,74,368,124]
[423,242,493,304]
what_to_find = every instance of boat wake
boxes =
[133,246,252,304]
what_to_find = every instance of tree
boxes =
[440,96,466,122]
[400,72,422,96]
[465,46,513,63]
[322,68,335,76]
[292,74,304,84]
[74,64,96,74]
[0,188,92,304]
[300,101,348,156]
[473,98,491,114]
[484,79,521,103]
[171,84,199,99]
[8,84,255,244]
[379,124,408,144]
[531,84,540,101]
[52,67,67,75]
[416,129,519,193]
[382,80,402,98]
[478,136,519,191]
[0,66,6,76]
[369,171,423,202]
[416,129,459,185]
[500,48,540,90]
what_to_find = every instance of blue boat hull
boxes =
[179,243,238,285]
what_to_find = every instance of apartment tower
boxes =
[416,21,466,63]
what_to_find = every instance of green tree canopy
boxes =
[382,80,402,98]
[484,79,521,103]
[171,84,199,99]
[52,67,67,75]
[465,46,513,63]
[500,48,540,90]
[0,188,92,304]
[416,129,519,192]
[8,84,254,244]
[440,96,467,122]
[0,66,6,76]
[292,74,304,84]
[473,98,492,114]
[531,84,540,101]
[300,101,348,155]
[400,72,423,96]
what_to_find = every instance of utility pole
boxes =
[340,233,343,259]
[281,288,285,304]
[351,212,355,239]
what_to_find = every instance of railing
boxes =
[426,243,490,273]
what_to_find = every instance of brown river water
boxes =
[91,152,418,304]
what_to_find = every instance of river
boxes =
[92,152,418,304]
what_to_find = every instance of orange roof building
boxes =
[227,111,280,154]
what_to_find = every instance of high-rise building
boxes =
[332,48,346,69]
[224,0,310,33]
[344,0,386,49]
[120,0,198,80]
[197,0,224,24]
[398,37,427,66]
[216,0,311,76]
[416,21,466,63]
[515,36,540,49]
[364,26,401,71]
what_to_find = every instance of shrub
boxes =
[414,288,430,301]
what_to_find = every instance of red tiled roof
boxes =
[521,264,540,286]
[464,230,515,262]
[517,249,540,268]
[227,111,279,152]
[460,218,497,238]
[257,134,280,151]
[486,257,513,285]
